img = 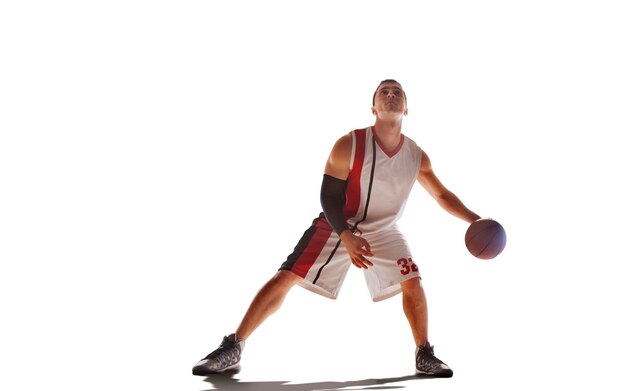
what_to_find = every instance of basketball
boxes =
[465,219,506,259]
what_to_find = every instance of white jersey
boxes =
[344,126,422,234]
[280,126,423,301]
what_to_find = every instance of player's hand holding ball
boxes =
[465,218,506,259]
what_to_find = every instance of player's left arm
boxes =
[417,150,481,224]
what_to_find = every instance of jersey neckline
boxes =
[371,126,405,158]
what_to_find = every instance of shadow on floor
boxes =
[200,367,433,391]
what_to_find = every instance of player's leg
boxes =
[401,277,453,378]
[361,229,453,378]
[192,215,346,376]
[192,270,301,376]
[400,277,428,346]
[235,270,302,340]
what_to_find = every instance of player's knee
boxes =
[272,270,302,288]
[401,276,421,289]
[401,277,424,297]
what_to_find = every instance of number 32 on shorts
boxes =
[397,257,419,275]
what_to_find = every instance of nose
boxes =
[387,91,397,99]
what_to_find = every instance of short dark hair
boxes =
[372,79,407,106]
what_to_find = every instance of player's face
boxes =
[372,82,407,117]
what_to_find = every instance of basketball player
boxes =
[193,80,481,378]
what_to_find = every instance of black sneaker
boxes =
[192,334,244,376]
[415,342,453,378]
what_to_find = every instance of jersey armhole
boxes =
[349,131,356,171]
[415,146,423,178]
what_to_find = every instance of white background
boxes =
[2,1,625,390]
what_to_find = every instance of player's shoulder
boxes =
[328,132,353,160]
[332,127,370,152]
[402,132,416,145]
[335,132,353,148]
[402,133,421,152]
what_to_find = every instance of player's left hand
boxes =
[340,231,374,269]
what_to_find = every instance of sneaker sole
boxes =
[415,369,453,378]
[192,362,240,376]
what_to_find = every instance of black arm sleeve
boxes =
[320,174,350,235]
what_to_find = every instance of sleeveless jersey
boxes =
[281,126,423,300]
[342,126,422,234]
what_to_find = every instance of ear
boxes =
[404,108,409,116]
[372,107,377,115]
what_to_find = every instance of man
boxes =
[193,80,481,378]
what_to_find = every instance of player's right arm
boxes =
[323,133,352,180]
[321,134,374,269]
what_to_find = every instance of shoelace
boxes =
[417,344,447,369]
[422,344,434,356]
[205,337,235,360]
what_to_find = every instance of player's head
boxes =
[372,79,408,117]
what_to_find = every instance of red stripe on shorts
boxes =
[343,128,366,220]
[291,218,333,278]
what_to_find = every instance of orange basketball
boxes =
[465,219,506,259]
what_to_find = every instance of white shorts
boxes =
[279,214,421,302]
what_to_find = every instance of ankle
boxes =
[416,340,429,348]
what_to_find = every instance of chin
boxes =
[378,111,404,120]
[385,108,404,115]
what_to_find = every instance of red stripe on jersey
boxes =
[343,128,366,220]
[291,218,333,278]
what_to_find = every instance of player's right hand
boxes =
[340,231,374,269]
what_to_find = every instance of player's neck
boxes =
[373,118,403,152]
[374,116,402,133]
